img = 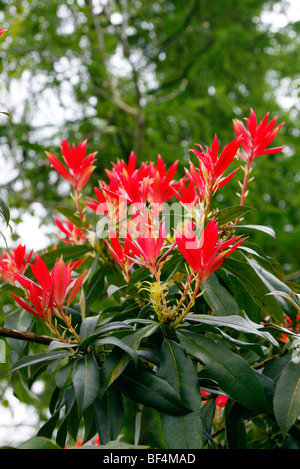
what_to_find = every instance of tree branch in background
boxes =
[88,0,147,162]
[88,0,137,117]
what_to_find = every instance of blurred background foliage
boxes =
[0,0,299,446]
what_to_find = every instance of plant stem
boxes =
[233,150,254,228]
[74,189,88,228]
[172,275,202,326]
[167,272,194,322]
[0,326,61,345]
[239,158,252,207]
[60,309,81,342]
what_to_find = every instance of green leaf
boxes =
[79,321,131,349]
[116,364,191,416]
[56,387,78,448]
[157,339,203,449]
[48,340,78,352]
[72,355,100,413]
[40,245,91,268]
[37,387,73,440]
[185,312,279,347]
[262,352,294,383]
[86,267,107,310]
[0,339,5,363]
[201,273,240,316]
[94,385,124,445]
[94,336,139,363]
[98,323,159,397]
[10,350,75,373]
[235,224,276,238]
[215,329,265,359]
[225,401,247,449]
[0,111,13,119]
[18,437,62,449]
[55,361,74,389]
[160,251,185,282]
[222,257,284,322]
[274,357,300,438]
[216,205,254,226]
[177,330,268,413]
[54,205,84,229]
[79,315,100,342]
[244,256,296,319]
[267,290,300,314]
[0,194,10,225]
[127,266,151,294]
[82,404,97,444]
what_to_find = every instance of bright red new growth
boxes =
[124,222,175,276]
[104,229,133,281]
[46,139,97,191]
[233,108,285,161]
[187,134,242,204]
[0,244,33,284]
[11,254,86,321]
[54,216,86,245]
[175,218,246,284]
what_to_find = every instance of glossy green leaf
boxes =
[79,315,100,342]
[185,312,279,346]
[40,245,91,268]
[201,273,240,316]
[72,355,100,413]
[235,224,276,238]
[86,267,107,310]
[244,256,297,319]
[262,352,294,383]
[98,323,159,397]
[82,404,97,444]
[37,387,74,440]
[157,339,203,449]
[216,205,254,226]
[160,250,185,282]
[56,388,78,448]
[0,194,10,225]
[116,364,191,416]
[274,357,300,438]
[267,290,300,313]
[225,401,247,449]
[10,350,75,374]
[177,330,268,413]
[18,437,62,449]
[54,205,84,229]
[94,385,124,445]
[94,336,139,363]
[79,321,131,349]
[0,339,5,363]
[0,111,13,119]
[127,266,151,294]
[222,257,284,322]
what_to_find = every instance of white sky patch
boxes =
[261,0,300,31]
[0,386,42,448]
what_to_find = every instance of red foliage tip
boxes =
[233,108,285,160]
[46,139,97,191]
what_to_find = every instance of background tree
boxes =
[0,0,299,446]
